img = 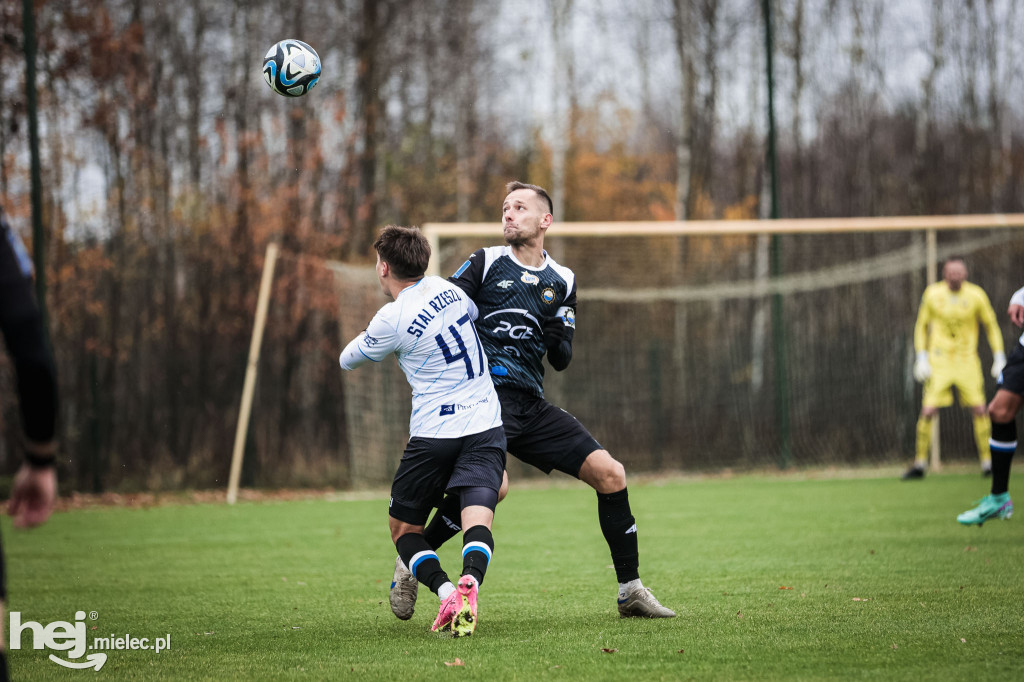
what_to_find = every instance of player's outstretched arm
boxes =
[912,293,932,382]
[339,333,373,370]
[978,289,1006,377]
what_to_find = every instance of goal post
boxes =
[227,241,279,504]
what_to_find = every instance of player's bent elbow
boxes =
[549,357,571,371]
[547,348,572,371]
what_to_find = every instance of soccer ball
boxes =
[263,39,321,97]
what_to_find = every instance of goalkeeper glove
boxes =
[991,352,1007,379]
[913,351,931,383]
[542,315,567,351]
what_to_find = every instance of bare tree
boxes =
[672,0,697,220]
[548,0,574,220]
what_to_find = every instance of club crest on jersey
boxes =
[520,271,540,285]
[496,280,514,289]
[541,287,556,303]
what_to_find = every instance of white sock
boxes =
[618,578,643,598]
[438,582,455,601]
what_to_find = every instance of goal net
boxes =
[331,216,1024,486]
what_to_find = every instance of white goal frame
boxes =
[422,213,1024,473]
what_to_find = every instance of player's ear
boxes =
[540,212,553,230]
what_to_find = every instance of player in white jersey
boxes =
[339,225,505,637]
[957,285,1024,525]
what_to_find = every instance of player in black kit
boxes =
[387,182,675,619]
[0,206,61,680]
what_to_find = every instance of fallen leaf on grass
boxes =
[960,638,966,643]
[736,612,743,618]
[891,643,898,650]
[204,632,215,636]
[963,546,978,552]
[677,649,685,654]
[551,665,562,669]
[852,597,872,602]
[91,626,98,630]
[444,658,465,667]
[601,648,618,654]
[779,586,793,590]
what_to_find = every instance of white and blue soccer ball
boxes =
[263,39,321,97]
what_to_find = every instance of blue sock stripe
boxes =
[408,550,438,578]
[989,439,1017,453]
[462,541,492,563]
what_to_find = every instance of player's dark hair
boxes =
[373,225,430,281]
[505,181,554,216]
[943,255,966,267]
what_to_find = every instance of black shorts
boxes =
[499,388,602,477]
[389,426,506,525]
[997,342,1024,398]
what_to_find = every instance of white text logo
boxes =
[9,611,171,671]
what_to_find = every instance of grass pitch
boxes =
[5,471,1023,680]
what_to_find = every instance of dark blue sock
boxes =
[395,532,450,595]
[598,488,640,583]
[462,525,494,586]
[990,420,1017,496]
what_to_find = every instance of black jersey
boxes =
[449,246,576,398]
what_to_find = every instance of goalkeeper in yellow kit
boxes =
[902,257,1006,479]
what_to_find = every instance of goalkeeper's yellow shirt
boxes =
[914,281,1003,361]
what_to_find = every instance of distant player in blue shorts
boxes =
[957,285,1024,525]
[339,225,505,636]
[389,182,675,619]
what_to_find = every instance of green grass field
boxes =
[5,470,1023,680]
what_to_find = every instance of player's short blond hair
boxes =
[505,181,554,217]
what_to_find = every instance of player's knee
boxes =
[595,454,626,492]
[389,518,421,544]
[497,471,509,502]
[989,403,1015,424]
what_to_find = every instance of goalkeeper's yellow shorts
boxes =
[922,356,986,408]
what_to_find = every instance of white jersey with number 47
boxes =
[339,276,502,439]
